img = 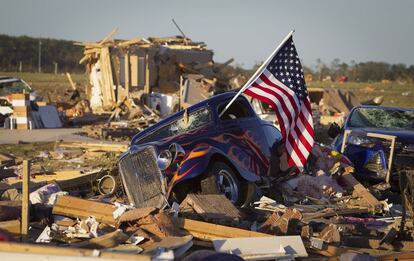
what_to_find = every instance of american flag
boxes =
[244,35,314,168]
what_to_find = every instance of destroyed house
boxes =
[79,35,214,112]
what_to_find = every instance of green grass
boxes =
[0,71,88,102]
[308,81,414,108]
[1,72,413,108]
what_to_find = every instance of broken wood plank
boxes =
[340,170,382,212]
[179,194,242,223]
[0,152,15,167]
[6,169,102,192]
[71,229,129,249]
[0,219,21,236]
[21,160,30,237]
[59,141,128,152]
[65,72,77,90]
[175,218,271,241]
[52,196,116,226]
[302,207,369,223]
[0,241,150,260]
[118,207,156,223]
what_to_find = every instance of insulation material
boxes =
[296,175,344,199]
[90,61,103,112]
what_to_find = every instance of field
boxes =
[1,72,413,108]
[0,71,88,102]
[308,81,414,108]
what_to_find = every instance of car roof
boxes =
[130,91,243,145]
[353,104,414,111]
[0,76,21,83]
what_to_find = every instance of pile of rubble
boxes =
[0,141,412,260]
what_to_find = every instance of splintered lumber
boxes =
[302,208,369,223]
[175,218,271,241]
[0,152,15,166]
[0,241,150,260]
[65,72,77,90]
[72,229,129,249]
[99,27,118,45]
[0,219,21,236]
[5,169,103,191]
[21,160,30,236]
[340,171,382,211]
[59,141,128,152]
[52,196,116,226]
[180,194,242,222]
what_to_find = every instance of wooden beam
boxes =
[175,218,271,241]
[65,72,77,90]
[340,170,382,212]
[58,141,128,152]
[21,160,30,237]
[99,28,119,45]
[124,52,130,97]
[52,196,116,226]
[0,241,150,260]
[144,53,150,94]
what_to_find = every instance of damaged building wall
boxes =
[79,34,214,113]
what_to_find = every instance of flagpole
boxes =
[219,30,295,118]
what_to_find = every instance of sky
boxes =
[1,0,413,69]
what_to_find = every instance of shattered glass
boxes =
[140,107,211,143]
[349,107,414,130]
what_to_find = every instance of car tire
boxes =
[200,161,243,205]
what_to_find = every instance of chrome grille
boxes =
[118,146,166,208]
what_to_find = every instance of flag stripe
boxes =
[242,36,314,169]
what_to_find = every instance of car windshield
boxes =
[348,107,414,130]
[0,79,32,96]
[139,107,211,143]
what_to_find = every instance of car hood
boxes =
[347,127,414,144]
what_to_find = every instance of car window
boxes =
[139,107,211,143]
[349,107,414,130]
[0,80,31,96]
[218,98,254,120]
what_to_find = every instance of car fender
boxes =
[171,144,259,186]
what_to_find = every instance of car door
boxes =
[216,97,270,177]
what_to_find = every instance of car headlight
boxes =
[348,135,376,148]
[156,143,185,171]
[157,150,173,171]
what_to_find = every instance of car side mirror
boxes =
[328,122,341,139]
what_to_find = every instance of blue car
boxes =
[330,105,414,184]
[118,92,284,208]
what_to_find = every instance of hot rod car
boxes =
[118,92,285,208]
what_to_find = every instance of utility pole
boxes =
[53,62,58,75]
[38,39,42,73]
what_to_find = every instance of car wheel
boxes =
[200,161,243,204]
